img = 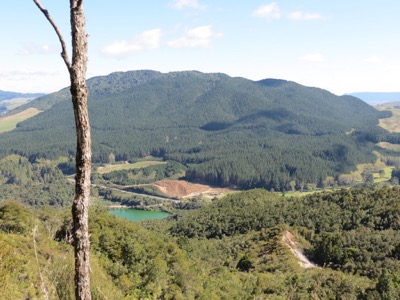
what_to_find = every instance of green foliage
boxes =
[0,155,74,206]
[98,187,165,207]
[170,189,286,238]
[0,71,392,191]
[312,233,344,266]
[236,254,254,272]
[0,202,33,234]
[101,161,186,185]
[171,187,400,281]
[2,187,399,298]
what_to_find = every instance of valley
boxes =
[1,71,400,298]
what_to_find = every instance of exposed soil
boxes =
[150,180,233,199]
[281,231,318,269]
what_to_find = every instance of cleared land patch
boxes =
[377,141,400,152]
[376,106,400,153]
[150,180,233,199]
[377,106,400,133]
[97,160,166,174]
[0,108,41,133]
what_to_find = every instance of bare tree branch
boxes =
[32,0,72,71]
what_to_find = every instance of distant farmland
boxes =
[0,108,41,133]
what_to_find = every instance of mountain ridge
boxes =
[0,70,395,190]
[0,90,45,102]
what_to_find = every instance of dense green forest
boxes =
[0,70,397,190]
[2,186,400,298]
[1,151,400,298]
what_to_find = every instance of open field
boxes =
[97,160,167,174]
[373,166,394,183]
[0,108,41,133]
[377,106,400,133]
[377,141,400,152]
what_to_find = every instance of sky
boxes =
[0,0,399,95]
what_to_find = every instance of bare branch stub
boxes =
[32,0,72,71]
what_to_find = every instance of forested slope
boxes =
[0,70,394,190]
[2,187,400,298]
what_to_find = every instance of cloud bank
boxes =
[102,29,162,57]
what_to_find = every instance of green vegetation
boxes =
[0,108,41,133]
[2,72,400,298]
[100,161,186,185]
[3,186,400,298]
[171,188,400,281]
[97,160,165,174]
[0,154,74,207]
[378,106,400,133]
[0,71,396,191]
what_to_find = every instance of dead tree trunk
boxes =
[33,1,91,299]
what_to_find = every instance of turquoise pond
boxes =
[110,209,170,222]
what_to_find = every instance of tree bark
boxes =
[70,1,91,299]
[33,1,91,299]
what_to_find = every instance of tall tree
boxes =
[32,1,91,299]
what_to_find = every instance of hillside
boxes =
[2,188,400,298]
[0,90,44,102]
[0,70,395,190]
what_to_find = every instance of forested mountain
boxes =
[0,70,395,190]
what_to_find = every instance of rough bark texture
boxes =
[33,1,91,299]
[69,1,91,299]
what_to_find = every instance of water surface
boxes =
[110,209,170,222]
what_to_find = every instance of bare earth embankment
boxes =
[281,231,318,269]
[150,180,233,199]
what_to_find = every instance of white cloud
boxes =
[102,29,162,57]
[288,11,324,21]
[0,69,62,92]
[299,53,325,62]
[252,3,281,19]
[0,69,55,79]
[172,0,205,10]
[18,43,58,55]
[365,55,382,63]
[167,25,222,48]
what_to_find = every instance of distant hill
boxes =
[0,90,45,102]
[0,70,395,190]
[377,101,400,108]
[347,92,400,105]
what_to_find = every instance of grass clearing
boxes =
[377,106,400,133]
[377,142,400,152]
[97,160,167,174]
[373,166,394,183]
[0,108,41,133]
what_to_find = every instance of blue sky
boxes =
[1,0,399,94]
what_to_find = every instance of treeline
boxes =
[0,201,387,299]
[171,187,400,282]
[101,161,186,185]
[0,154,73,206]
[0,71,396,191]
